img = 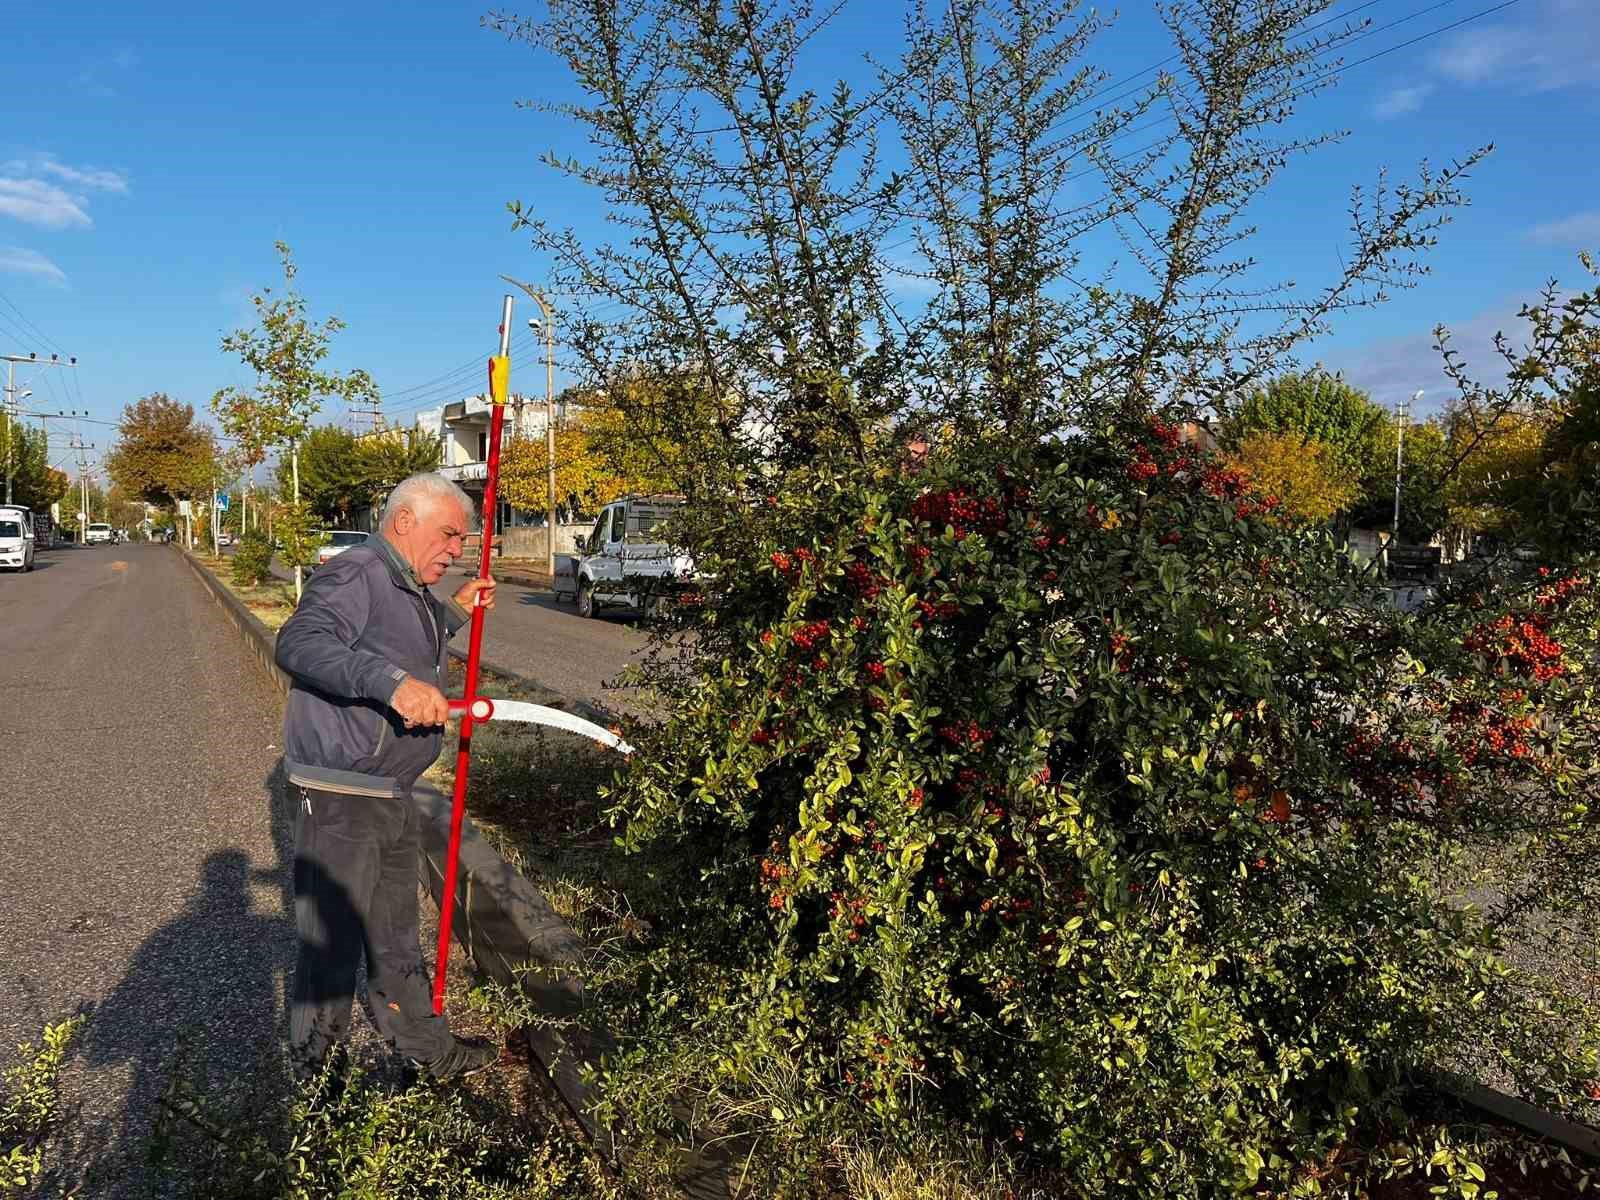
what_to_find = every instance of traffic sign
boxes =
[217,492,231,512]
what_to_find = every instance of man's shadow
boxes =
[43,767,300,1196]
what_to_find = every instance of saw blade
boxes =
[476,697,635,755]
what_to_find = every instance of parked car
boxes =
[0,507,36,572]
[553,494,694,618]
[84,522,114,545]
[217,531,236,548]
[314,530,370,568]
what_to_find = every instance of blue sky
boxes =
[1,0,1596,478]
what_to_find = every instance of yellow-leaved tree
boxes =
[1222,431,1357,524]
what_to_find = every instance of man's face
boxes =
[395,497,467,585]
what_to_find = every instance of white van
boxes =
[0,505,36,572]
[84,522,113,545]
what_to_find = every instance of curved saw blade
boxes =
[471,697,634,755]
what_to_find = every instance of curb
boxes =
[1426,1069,1600,1161]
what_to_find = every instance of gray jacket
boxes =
[276,535,469,797]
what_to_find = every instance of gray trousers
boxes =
[289,785,452,1073]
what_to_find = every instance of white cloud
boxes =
[1524,210,1600,247]
[0,154,130,230]
[1426,0,1600,93]
[36,157,129,194]
[0,247,67,286]
[0,179,92,230]
[1371,83,1432,119]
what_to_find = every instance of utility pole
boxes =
[4,352,77,505]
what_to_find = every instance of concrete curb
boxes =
[1426,1069,1600,1161]
[178,548,292,695]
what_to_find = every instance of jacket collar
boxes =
[374,531,427,596]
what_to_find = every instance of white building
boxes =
[414,393,572,531]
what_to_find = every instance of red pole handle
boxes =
[431,346,510,1015]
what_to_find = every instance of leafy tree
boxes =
[105,394,217,509]
[287,426,364,525]
[1435,259,1600,559]
[1223,372,1389,482]
[0,421,69,512]
[1443,409,1547,533]
[354,427,441,500]
[500,397,681,520]
[212,243,374,595]
[1221,431,1356,523]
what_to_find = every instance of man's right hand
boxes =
[390,677,450,729]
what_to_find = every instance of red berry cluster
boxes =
[909,487,1007,540]
[1533,571,1591,612]
[939,719,994,749]
[770,546,816,579]
[845,559,886,599]
[918,597,961,622]
[1160,530,1182,547]
[791,619,831,651]
[863,660,886,682]
[1109,632,1135,672]
[1150,418,1182,449]
[1126,452,1160,484]
[1200,463,1250,500]
[760,852,791,908]
[1463,612,1566,682]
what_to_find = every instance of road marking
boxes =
[109,561,128,571]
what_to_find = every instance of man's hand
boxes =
[453,577,497,612]
[390,677,450,729]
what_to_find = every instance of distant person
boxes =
[274,472,497,1083]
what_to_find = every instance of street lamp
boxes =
[1391,389,1423,556]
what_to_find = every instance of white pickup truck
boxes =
[553,494,694,618]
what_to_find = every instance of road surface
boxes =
[0,542,294,1192]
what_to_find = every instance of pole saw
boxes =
[429,294,634,1016]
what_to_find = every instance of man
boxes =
[275,472,498,1082]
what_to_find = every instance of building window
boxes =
[477,431,489,462]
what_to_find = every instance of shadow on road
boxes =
[37,769,298,1196]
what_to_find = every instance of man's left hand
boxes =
[454,577,497,612]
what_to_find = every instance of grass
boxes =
[188,550,298,630]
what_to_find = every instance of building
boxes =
[414,392,570,532]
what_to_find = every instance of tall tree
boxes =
[0,422,69,511]
[287,425,364,525]
[1223,372,1390,483]
[354,427,442,500]
[212,243,374,593]
[105,394,217,508]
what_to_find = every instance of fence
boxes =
[479,522,594,561]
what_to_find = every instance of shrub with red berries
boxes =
[595,427,1600,1198]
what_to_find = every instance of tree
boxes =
[105,394,217,509]
[354,427,441,501]
[500,399,681,519]
[212,243,375,594]
[1434,258,1600,559]
[0,422,68,511]
[1223,372,1390,483]
[289,426,364,525]
[1222,431,1357,523]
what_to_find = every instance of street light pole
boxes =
[499,275,558,579]
[1390,389,1423,559]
